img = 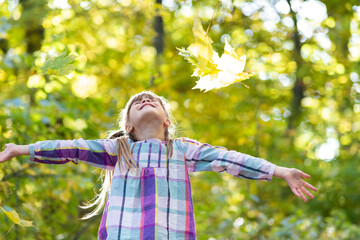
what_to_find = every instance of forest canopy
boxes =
[1,0,360,239]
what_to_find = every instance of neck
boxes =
[133,124,165,141]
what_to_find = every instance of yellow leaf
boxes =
[192,72,219,92]
[188,16,213,75]
[178,16,253,92]
[18,218,33,227]
[214,39,246,75]
[1,206,33,227]
[1,206,20,224]
[192,71,253,92]
[192,39,253,92]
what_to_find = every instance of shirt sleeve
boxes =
[29,138,118,170]
[176,138,276,182]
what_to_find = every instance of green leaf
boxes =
[41,50,76,76]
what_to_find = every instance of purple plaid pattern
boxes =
[29,138,276,239]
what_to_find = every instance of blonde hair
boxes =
[81,91,176,219]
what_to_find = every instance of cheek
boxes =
[127,108,137,123]
[159,107,168,119]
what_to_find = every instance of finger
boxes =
[300,171,310,179]
[298,189,308,202]
[300,187,314,199]
[290,187,300,198]
[293,188,307,202]
[0,154,5,163]
[301,179,318,192]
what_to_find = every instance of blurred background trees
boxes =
[1,0,360,239]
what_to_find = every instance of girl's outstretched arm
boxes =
[178,138,276,181]
[274,166,318,202]
[0,144,29,163]
[177,138,317,202]
[1,139,118,170]
[29,139,117,170]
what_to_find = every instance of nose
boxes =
[141,98,151,103]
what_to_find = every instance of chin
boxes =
[136,111,164,122]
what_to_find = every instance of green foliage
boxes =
[1,0,360,239]
[40,50,76,76]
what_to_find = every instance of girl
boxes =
[0,91,317,240]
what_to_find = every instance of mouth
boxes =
[139,103,155,110]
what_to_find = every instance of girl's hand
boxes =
[274,166,318,202]
[0,143,17,163]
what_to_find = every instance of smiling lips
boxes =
[139,103,155,110]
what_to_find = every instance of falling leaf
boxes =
[192,39,254,92]
[178,16,253,92]
[215,39,246,75]
[187,17,213,73]
[41,50,75,76]
[1,206,33,233]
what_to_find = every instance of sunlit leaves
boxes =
[41,50,75,76]
[1,206,33,233]
[1,0,360,239]
[178,16,253,92]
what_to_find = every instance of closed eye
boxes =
[132,97,160,109]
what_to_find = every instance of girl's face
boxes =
[126,94,170,133]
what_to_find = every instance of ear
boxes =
[163,119,171,128]
[125,124,134,133]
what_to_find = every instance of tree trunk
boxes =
[153,0,164,55]
[151,0,164,86]
[20,0,46,54]
[286,0,305,132]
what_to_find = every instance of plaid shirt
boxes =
[29,138,276,240]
